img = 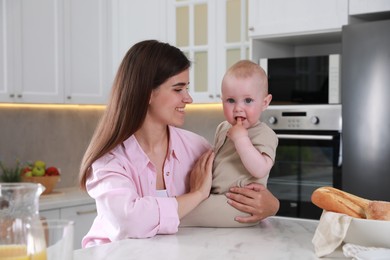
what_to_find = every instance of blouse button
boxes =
[166,172,170,176]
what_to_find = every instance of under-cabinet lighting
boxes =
[0,103,222,110]
[186,103,222,110]
[0,103,106,110]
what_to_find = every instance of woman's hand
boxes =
[177,150,214,219]
[226,183,280,223]
[189,150,214,200]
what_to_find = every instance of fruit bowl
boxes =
[21,175,60,195]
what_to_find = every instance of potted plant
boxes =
[0,160,22,182]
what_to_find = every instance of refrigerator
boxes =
[342,19,390,201]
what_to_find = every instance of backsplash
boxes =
[0,105,224,188]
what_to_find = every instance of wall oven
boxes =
[261,105,342,219]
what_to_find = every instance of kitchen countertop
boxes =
[39,187,94,211]
[73,216,345,260]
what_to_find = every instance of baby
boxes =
[181,60,278,227]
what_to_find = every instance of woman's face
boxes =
[148,69,193,127]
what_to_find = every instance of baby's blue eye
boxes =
[227,98,235,103]
[244,98,254,104]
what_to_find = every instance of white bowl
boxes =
[344,217,390,248]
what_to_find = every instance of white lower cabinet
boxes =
[40,203,97,250]
[39,208,61,220]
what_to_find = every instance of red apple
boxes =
[20,166,32,177]
[22,166,31,173]
[45,166,60,176]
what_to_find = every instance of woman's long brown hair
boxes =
[79,40,190,190]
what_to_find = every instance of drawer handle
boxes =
[277,134,334,140]
[76,209,97,215]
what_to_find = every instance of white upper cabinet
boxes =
[63,0,111,104]
[248,0,349,38]
[349,0,390,15]
[0,0,10,102]
[167,0,249,104]
[0,0,166,104]
[1,0,64,103]
[112,0,168,70]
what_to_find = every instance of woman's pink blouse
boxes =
[82,126,211,248]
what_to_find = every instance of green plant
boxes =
[0,160,23,182]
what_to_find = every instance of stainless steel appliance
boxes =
[260,55,341,105]
[342,19,390,201]
[261,104,342,219]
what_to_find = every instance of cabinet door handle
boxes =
[76,209,97,215]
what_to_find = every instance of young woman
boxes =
[79,40,279,248]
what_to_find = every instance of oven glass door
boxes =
[268,131,342,219]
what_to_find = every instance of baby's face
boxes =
[221,74,271,128]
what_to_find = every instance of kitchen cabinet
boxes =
[0,0,65,103]
[66,0,168,104]
[349,0,390,15]
[60,204,97,250]
[167,0,249,103]
[39,187,97,250]
[112,0,168,69]
[1,0,167,104]
[40,203,97,250]
[249,0,344,67]
[63,0,112,104]
[0,0,110,104]
[248,0,348,38]
[0,0,8,101]
[39,208,61,220]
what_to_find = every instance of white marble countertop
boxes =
[39,187,94,211]
[73,216,345,260]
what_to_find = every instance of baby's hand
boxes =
[227,117,248,142]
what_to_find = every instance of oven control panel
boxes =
[261,104,342,131]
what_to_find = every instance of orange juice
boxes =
[0,245,47,260]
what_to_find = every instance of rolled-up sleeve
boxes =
[155,197,179,234]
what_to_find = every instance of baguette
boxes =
[311,186,370,218]
[366,201,390,221]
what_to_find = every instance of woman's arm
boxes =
[226,183,280,223]
[176,150,215,218]
[85,150,214,242]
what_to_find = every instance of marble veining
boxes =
[73,217,343,260]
